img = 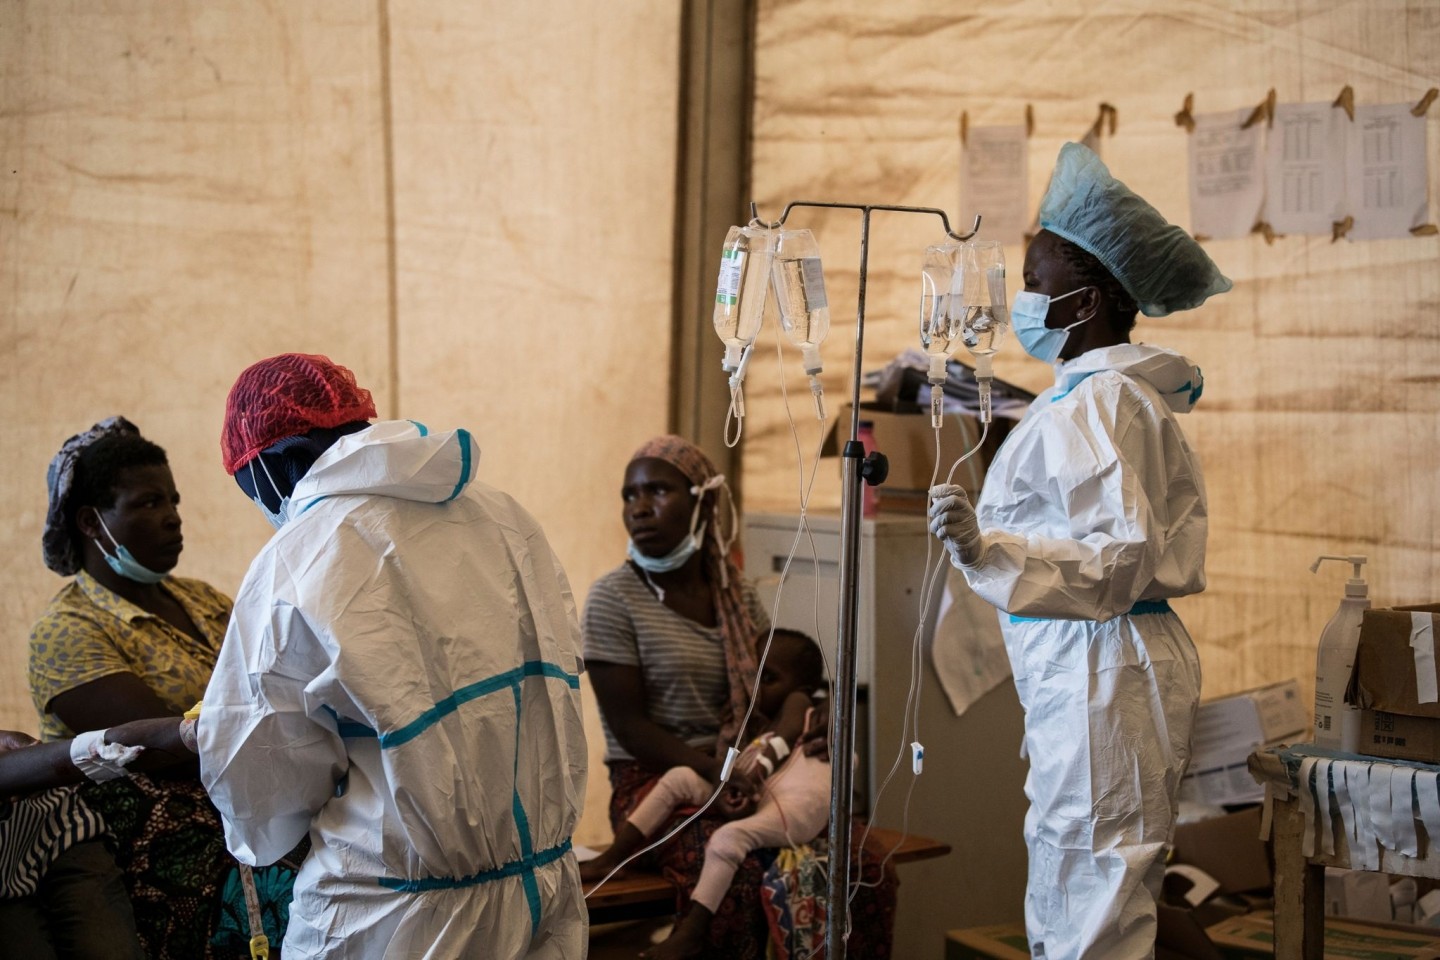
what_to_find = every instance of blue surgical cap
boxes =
[1038,142,1232,318]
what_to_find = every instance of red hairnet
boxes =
[222,353,377,474]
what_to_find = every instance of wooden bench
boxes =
[584,826,951,925]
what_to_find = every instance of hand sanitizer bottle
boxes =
[1312,554,1370,751]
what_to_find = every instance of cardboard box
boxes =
[1205,910,1440,959]
[1180,680,1310,806]
[945,924,1031,960]
[1350,605,1440,762]
[1325,867,1395,923]
[1356,710,1440,764]
[830,402,1008,499]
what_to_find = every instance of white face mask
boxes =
[1011,287,1088,364]
[627,521,707,573]
[247,457,291,531]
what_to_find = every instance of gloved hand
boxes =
[928,484,985,566]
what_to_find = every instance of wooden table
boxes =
[1249,745,1440,960]
[584,826,951,925]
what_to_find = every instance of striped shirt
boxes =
[582,563,769,762]
[0,787,105,899]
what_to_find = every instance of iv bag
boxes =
[770,228,830,375]
[713,225,774,370]
[919,242,965,381]
[959,240,1008,364]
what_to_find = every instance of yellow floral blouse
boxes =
[28,571,232,741]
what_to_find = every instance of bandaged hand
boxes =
[928,484,985,567]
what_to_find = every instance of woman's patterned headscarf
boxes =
[43,416,141,576]
[629,434,757,745]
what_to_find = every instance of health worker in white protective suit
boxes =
[198,353,587,959]
[930,142,1231,960]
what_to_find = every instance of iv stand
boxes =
[748,200,980,960]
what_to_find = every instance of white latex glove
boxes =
[928,484,985,566]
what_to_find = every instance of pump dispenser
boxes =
[1311,554,1370,751]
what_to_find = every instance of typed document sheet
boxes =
[1189,108,1266,239]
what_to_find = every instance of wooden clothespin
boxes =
[1252,221,1282,245]
[1192,233,1212,243]
[1412,224,1439,237]
[960,110,969,148]
[1174,93,1196,133]
[1413,88,1439,117]
[1331,215,1354,243]
[1089,103,1117,139]
[1242,89,1276,130]
[1025,104,1035,137]
[1333,86,1355,121]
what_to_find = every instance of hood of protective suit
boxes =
[287,419,476,513]
[1052,343,1203,414]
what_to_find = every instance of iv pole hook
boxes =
[749,200,981,241]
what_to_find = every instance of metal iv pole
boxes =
[748,200,980,960]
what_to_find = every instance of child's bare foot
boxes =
[641,905,712,960]
[581,822,648,886]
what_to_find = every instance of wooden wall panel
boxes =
[0,2,391,733]
[384,1,682,844]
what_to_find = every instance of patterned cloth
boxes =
[760,843,827,960]
[41,416,141,576]
[628,435,757,745]
[29,572,230,740]
[80,775,302,960]
[608,760,896,960]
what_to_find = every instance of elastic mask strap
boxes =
[690,474,732,588]
[1052,286,1092,333]
[641,568,666,603]
[248,455,285,506]
[93,515,122,558]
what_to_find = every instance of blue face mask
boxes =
[1011,287,1089,364]
[93,516,168,585]
[247,458,291,531]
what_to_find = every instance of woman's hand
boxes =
[798,698,830,761]
[0,730,39,753]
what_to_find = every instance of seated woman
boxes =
[28,417,291,959]
[584,434,896,959]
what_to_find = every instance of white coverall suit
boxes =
[958,344,1206,960]
[199,420,587,959]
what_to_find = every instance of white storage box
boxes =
[1179,679,1309,806]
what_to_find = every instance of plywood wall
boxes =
[0,1,681,846]
[744,0,1440,707]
